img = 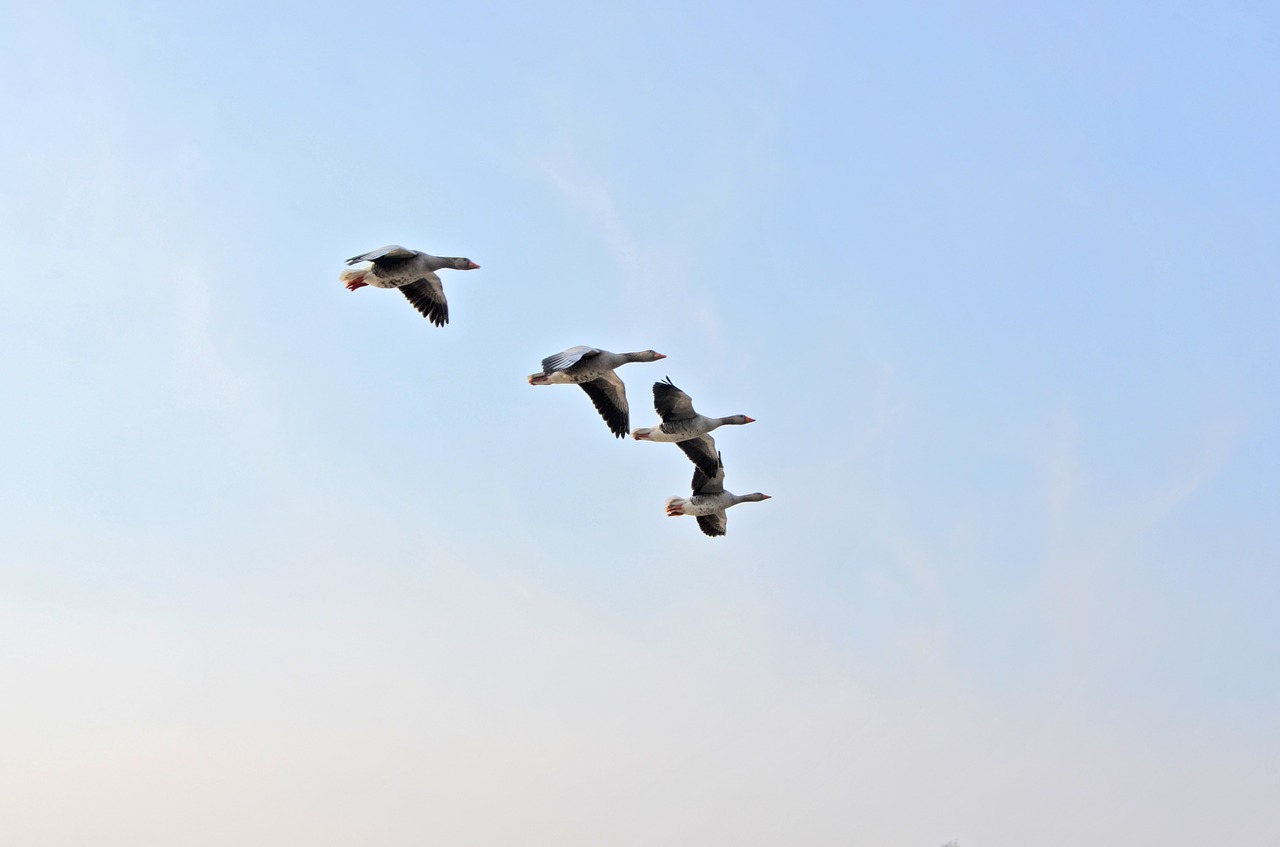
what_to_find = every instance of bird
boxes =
[527,346,666,438]
[632,377,755,477]
[340,245,480,327]
[665,452,771,537]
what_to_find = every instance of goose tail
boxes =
[341,268,368,291]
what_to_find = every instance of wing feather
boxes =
[541,345,600,375]
[653,377,697,421]
[696,510,728,537]
[691,451,725,495]
[579,371,629,438]
[346,245,417,265]
[677,434,719,478]
[399,273,449,326]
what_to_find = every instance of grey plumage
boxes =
[665,452,771,537]
[632,377,755,476]
[678,434,720,480]
[341,245,479,327]
[527,346,666,438]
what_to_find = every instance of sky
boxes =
[1,1,1277,844]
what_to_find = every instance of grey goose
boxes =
[527,346,666,438]
[341,245,479,327]
[632,377,755,477]
[665,452,770,537]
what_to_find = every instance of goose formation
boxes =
[342,244,771,537]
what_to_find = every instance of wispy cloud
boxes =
[1037,413,1241,675]
[534,157,727,362]
[538,162,643,285]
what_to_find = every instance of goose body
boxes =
[632,378,755,476]
[527,346,666,438]
[665,453,770,537]
[340,245,479,327]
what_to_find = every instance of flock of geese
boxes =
[341,245,772,537]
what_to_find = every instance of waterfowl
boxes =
[632,378,755,476]
[665,453,771,537]
[527,346,666,438]
[340,245,479,327]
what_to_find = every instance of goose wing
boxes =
[579,371,629,438]
[696,510,728,537]
[653,377,697,421]
[346,245,418,265]
[691,452,725,495]
[541,345,600,375]
[399,272,449,326]
[677,434,719,478]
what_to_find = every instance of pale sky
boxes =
[2,1,1278,845]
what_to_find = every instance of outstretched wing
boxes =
[677,434,719,478]
[696,510,728,537]
[653,377,697,421]
[346,245,417,265]
[579,371,629,438]
[541,345,600,375]
[690,451,725,495]
[399,273,449,326]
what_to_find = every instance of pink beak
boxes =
[466,261,480,269]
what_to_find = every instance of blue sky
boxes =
[2,1,1277,844]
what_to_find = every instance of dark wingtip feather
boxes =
[696,514,727,537]
[579,380,630,438]
[677,435,719,479]
[400,281,449,327]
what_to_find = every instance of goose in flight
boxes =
[527,346,666,438]
[340,245,479,327]
[632,378,754,476]
[665,453,771,537]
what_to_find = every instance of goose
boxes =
[340,245,479,327]
[527,346,666,438]
[632,378,755,476]
[665,453,770,537]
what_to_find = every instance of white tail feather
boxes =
[665,497,687,516]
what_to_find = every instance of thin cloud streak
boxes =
[535,157,728,362]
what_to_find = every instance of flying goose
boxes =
[340,245,479,326]
[632,378,755,476]
[665,453,771,537]
[527,346,666,438]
